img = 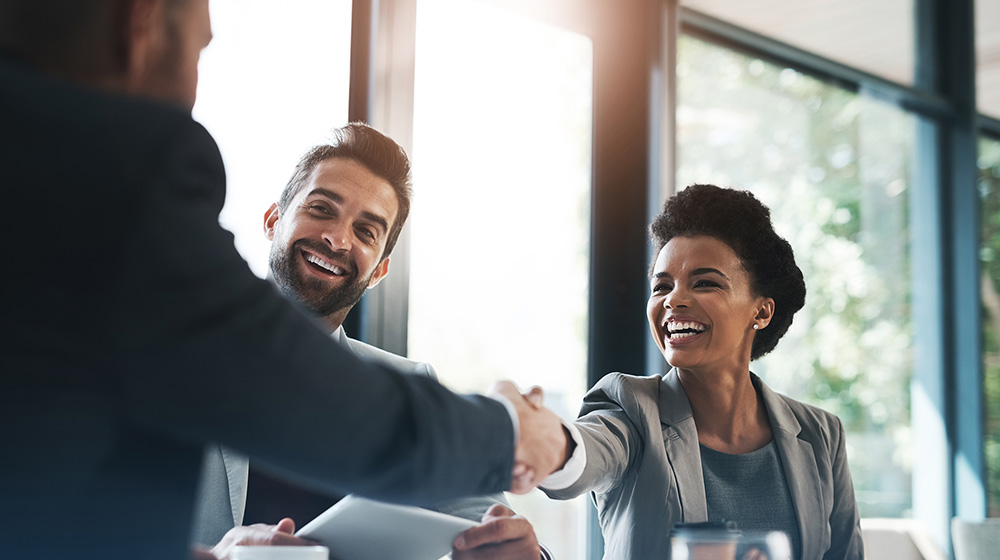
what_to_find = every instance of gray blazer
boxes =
[192,328,507,546]
[544,369,863,560]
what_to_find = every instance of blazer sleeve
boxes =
[109,119,515,506]
[824,417,865,560]
[544,373,643,499]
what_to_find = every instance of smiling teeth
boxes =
[667,321,707,338]
[671,331,700,339]
[306,254,346,275]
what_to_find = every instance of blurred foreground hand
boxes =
[192,518,314,560]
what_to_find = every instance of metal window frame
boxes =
[982,114,1000,141]
[343,0,418,354]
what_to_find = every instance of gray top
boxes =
[701,440,801,559]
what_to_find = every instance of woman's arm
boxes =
[542,374,644,499]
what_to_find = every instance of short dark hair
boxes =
[279,123,412,260]
[649,184,806,360]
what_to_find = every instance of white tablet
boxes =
[295,495,478,560]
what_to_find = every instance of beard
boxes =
[268,239,373,318]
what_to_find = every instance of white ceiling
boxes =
[683,0,1000,120]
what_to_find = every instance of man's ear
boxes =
[263,203,280,240]
[119,0,166,83]
[367,258,391,289]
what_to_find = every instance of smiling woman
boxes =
[647,235,773,378]
[541,184,863,560]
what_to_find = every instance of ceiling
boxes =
[682,0,1000,120]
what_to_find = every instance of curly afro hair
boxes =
[648,184,806,360]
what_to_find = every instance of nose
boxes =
[321,220,352,252]
[662,285,687,309]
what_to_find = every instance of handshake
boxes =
[488,381,576,494]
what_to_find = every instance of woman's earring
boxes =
[752,324,759,330]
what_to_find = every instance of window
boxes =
[681,0,915,85]
[407,1,593,557]
[193,0,352,275]
[676,35,916,517]
[981,136,1000,516]
[977,0,1000,119]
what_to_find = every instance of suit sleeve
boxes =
[544,374,642,499]
[110,119,514,506]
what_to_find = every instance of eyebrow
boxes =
[692,267,729,280]
[306,188,390,233]
[650,268,729,280]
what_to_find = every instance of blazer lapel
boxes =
[659,369,707,522]
[756,375,826,560]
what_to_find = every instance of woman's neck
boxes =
[678,366,772,454]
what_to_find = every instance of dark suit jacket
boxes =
[0,58,514,560]
[192,327,508,546]
[544,370,864,560]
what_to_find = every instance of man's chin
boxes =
[293,286,366,319]
[272,264,370,319]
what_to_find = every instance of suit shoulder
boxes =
[342,337,435,378]
[772,393,846,453]
[585,371,661,410]
[593,371,661,394]
[779,394,842,427]
[2,62,221,207]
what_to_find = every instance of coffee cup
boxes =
[230,545,330,560]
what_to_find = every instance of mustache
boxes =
[294,239,356,276]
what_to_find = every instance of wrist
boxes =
[559,425,576,469]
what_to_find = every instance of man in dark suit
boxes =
[0,1,568,559]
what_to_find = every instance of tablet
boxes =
[295,495,478,560]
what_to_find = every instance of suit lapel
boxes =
[756,375,825,560]
[658,369,707,522]
[220,447,250,526]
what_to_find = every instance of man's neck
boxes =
[318,308,350,335]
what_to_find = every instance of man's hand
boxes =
[452,504,541,560]
[208,518,315,560]
[489,381,569,494]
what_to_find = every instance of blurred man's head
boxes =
[0,0,212,110]
[264,123,413,329]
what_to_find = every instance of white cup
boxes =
[230,545,329,560]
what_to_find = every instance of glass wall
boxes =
[977,0,1000,119]
[193,0,352,276]
[982,136,1000,516]
[407,1,593,558]
[681,0,915,85]
[676,36,916,517]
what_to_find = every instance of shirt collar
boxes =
[330,325,347,343]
